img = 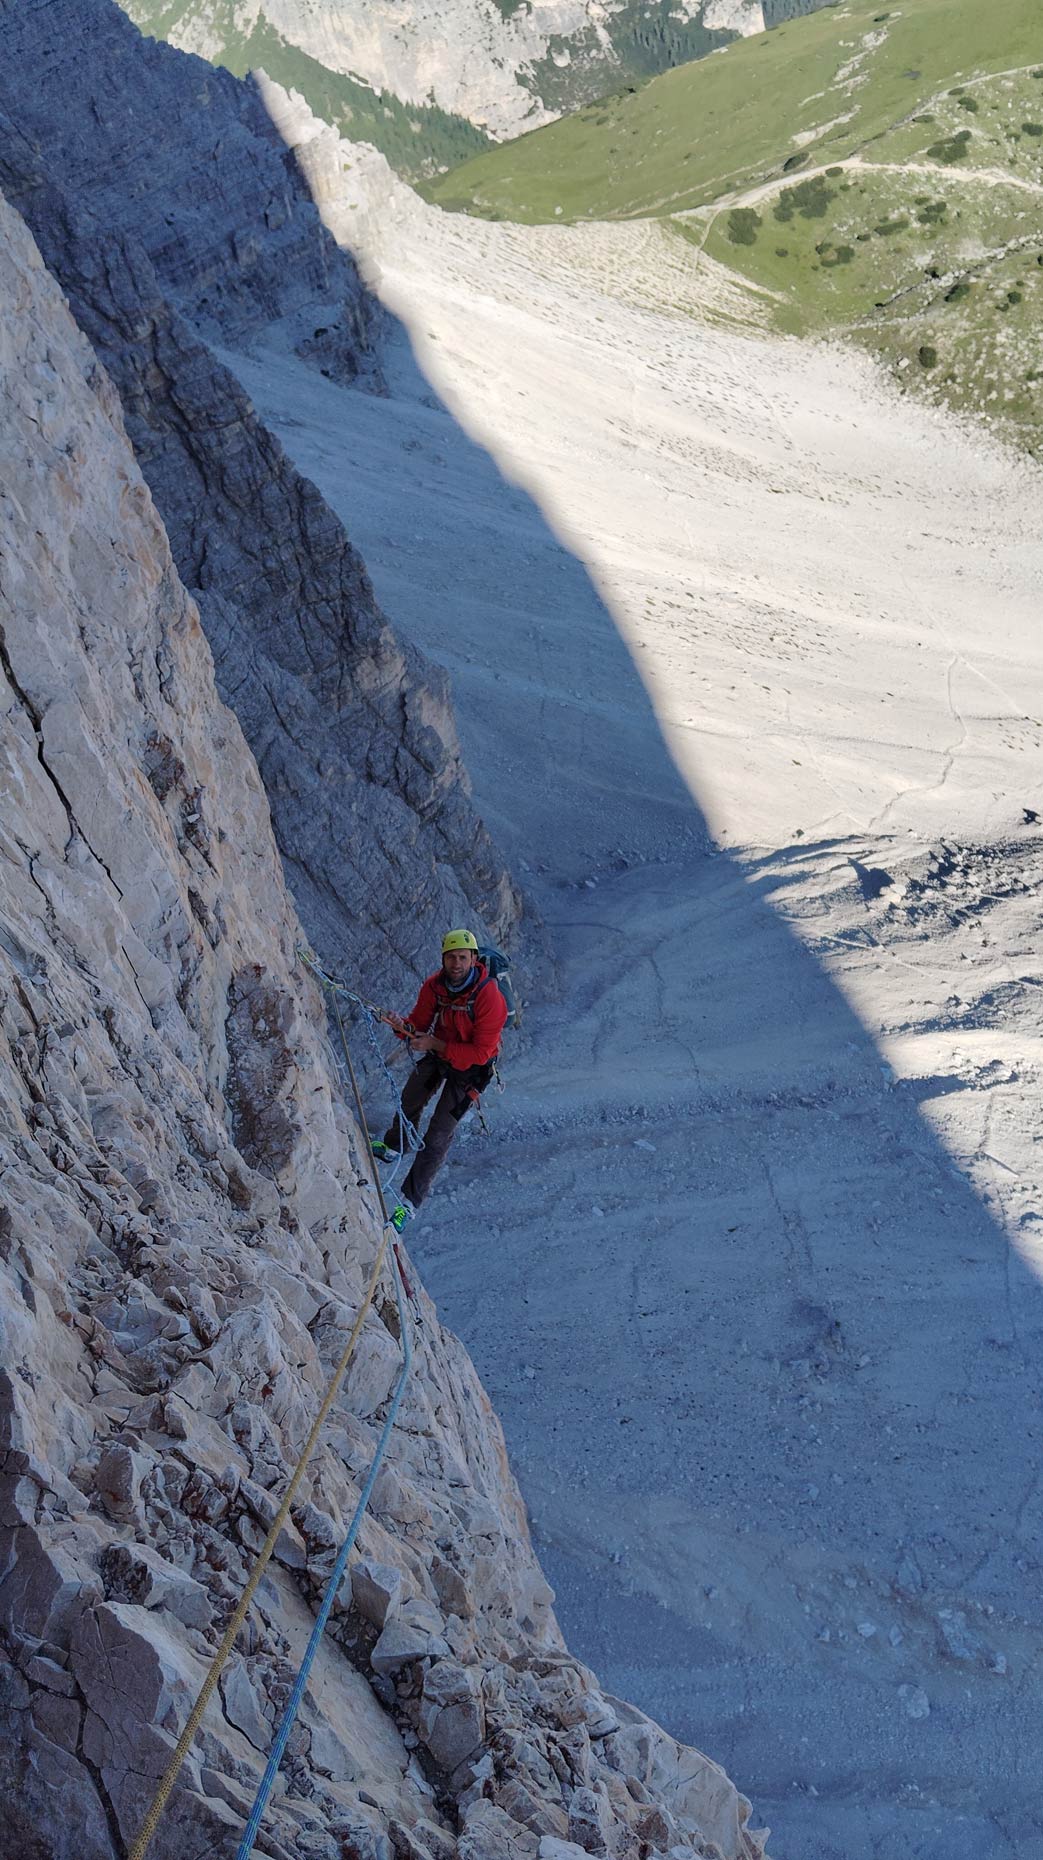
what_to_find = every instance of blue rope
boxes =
[235,1243,414,1857]
[358,1005,424,1162]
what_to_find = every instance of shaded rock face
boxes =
[0,0,522,1011]
[1,0,375,362]
[0,190,765,1860]
[761,0,835,23]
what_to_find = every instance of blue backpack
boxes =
[475,946,520,1029]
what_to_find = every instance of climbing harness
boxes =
[299,945,510,1134]
[128,952,424,1860]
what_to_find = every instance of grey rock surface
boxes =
[0,189,765,1860]
[0,0,523,1014]
[418,1658,485,1771]
[371,1618,449,1676]
[352,1557,407,1629]
[3,0,377,363]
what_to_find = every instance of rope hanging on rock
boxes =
[126,1230,390,1860]
[298,944,425,1166]
[300,947,425,1310]
[235,1240,415,1857]
[128,950,419,1859]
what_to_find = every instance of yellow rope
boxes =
[129,963,392,1860]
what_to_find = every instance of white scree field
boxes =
[224,133,1043,1860]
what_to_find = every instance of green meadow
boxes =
[424,0,1041,220]
[425,0,1043,455]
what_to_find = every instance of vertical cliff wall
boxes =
[0,185,764,1860]
[0,0,523,1010]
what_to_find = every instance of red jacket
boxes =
[401,962,508,1071]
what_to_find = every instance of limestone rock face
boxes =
[0,0,523,1012]
[0,191,765,1860]
[122,0,766,140]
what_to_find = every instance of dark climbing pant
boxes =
[383,1054,490,1208]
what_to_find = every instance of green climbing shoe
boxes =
[389,1198,415,1234]
[371,1139,400,1162]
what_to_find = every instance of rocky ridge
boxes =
[120,0,766,142]
[0,0,522,1017]
[0,183,766,1860]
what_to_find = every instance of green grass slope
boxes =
[425,0,1043,456]
[120,1,491,180]
[425,0,1040,219]
[696,71,1043,454]
[517,0,738,119]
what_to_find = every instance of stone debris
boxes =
[935,1608,982,1663]
[219,1658,273,1753]
[567,1786,615,1855]
[418,1659,486,1772]
[461,1801,540,1860]
[371,1618,451,1677]
[557,1693,621,1740]
[94,1441,150,1526]
[353,1559,409,1630]
[100,1542,214,1632]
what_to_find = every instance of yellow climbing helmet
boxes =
[442,928,479,955]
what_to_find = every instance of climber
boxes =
[373,930,508,1232]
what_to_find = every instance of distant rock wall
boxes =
[0,0,523,1012]
[120,0,765,142]
[761,0,836,26]
[0,187,766,1860]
